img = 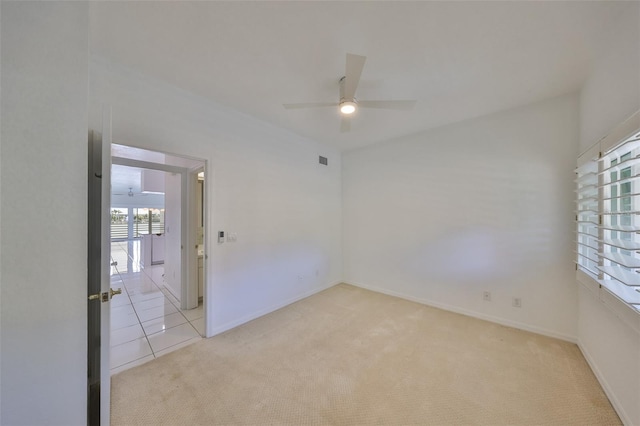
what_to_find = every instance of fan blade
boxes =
[358,100,417,110]
[283,102,337,109]
[340,117,351,133]
[343,53,366,101]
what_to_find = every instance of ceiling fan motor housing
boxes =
[339,100,357,115]
[339,76,357,114]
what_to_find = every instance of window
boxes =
[111,208,129,240]
[110,207,165,241]
[576,123,640,313]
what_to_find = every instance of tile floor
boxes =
[110,240,203,375]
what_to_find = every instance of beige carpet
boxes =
[111,284,620,425]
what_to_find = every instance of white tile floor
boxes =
[110,241,203,375]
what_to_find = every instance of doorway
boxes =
[109,143,207,374]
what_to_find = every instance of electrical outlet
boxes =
[513,297,522,308]
[483,291,491,302]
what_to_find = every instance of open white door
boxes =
[100,106,113,425]
[87,106,114,425]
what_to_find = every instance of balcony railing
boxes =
[110,222,164,241]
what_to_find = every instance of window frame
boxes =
[576,110,640,332]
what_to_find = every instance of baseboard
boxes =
[206,281,341,337]
[578,341,632,425]
[343,281,578,344]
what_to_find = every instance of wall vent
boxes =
[319,156,328,166]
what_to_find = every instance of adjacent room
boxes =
[1,1,639,425]
[109,145,207,373]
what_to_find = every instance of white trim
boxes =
[207,281,341,337]
[580,110,640,160]
[578,143,601,168]
[600,110,640,155]
[576,271,600,298]
[600,287,640,335]
[576,272,640,336]
[343,281,578,343]
[578,341,632,426]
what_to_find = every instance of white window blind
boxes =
[577,125,640,313]
[576,153,599,277]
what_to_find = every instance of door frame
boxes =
[111,156,204,312]
[187,166,205,307]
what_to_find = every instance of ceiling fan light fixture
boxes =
[340,101,357,115]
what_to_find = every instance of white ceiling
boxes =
[110,143,204,197]
[111,164,143,195]
[111,164,166,208]
[89,1,627,152]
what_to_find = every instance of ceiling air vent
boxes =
[319,156,328,166]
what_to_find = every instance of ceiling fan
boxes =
[112,187,150,197]
[283,53,417,132]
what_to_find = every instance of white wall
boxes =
[164,172,182,301]
[0,2,89,424]
[577,3,640,424]
[89,59,343,336]
[343,93,579,341]
[579,3,640,154]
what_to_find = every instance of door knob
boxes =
[88,291,110,303]
[89,288,123,302]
